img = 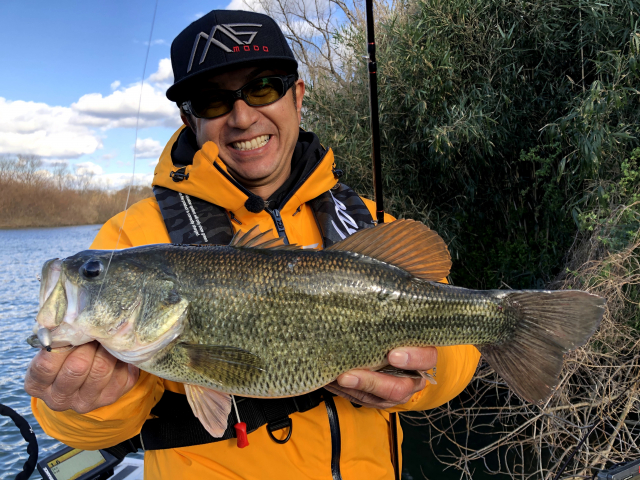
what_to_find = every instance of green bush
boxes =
[304,0,640,289]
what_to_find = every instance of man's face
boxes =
[182,66,305,195]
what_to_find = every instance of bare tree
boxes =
[15,154,43,187]
[242,0,374,85]
[50,161,74,191]
[0,155,16,182]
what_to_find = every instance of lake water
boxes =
[0,224,488,480]
[0,225,100,479]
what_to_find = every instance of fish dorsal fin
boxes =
[325,219,452,281]
[229,225,301,250]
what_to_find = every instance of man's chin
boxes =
[226,164,280,188]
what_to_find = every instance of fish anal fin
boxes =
[229,225,301,250]
[376,365,437,385]
[184,384,231,438]
[325,219,451,281]
[179,343,265,387]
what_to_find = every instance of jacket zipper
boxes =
[212,163,293,243]
[265,208,288,242]
[324,396,343,480]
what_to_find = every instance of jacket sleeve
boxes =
[31,201,166,449]
[31,372,165,450]
[359,197,481,412]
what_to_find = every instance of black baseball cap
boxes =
[166,10,298,102]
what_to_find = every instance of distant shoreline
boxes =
[0,223,103,230]
[0,158,152,232]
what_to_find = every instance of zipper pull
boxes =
[271,209,286,238]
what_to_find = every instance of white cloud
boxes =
[75,161,104,176]
[71,59,180,129]
[144,39,168,46]
[100,152,117,161]
[134,137,164,159]
[72,85,179,129]
[0,59,180,159]
[192,12,205,20]
[41,159,69,168]
[147,58,174,90]
[96,172,154,190]
[0,98,103,158]
[226,0,264,11]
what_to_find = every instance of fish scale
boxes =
[136,245,512,397]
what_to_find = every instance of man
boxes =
[25,10,481,479]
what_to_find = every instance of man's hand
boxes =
[24,341,139,414]
[326,347,437,409]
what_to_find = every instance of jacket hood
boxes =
[152,126,338,218]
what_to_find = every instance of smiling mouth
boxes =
[231,134,271,151]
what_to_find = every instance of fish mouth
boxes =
[33,258,91,349]
[39,258,62,309]
[28,324,93,350]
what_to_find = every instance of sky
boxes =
[0,0,253,189]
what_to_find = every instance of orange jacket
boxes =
[32,127,481,479]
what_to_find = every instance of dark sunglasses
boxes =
[181,74,297,119]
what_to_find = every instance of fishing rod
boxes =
[365,0,385,226]
[363,3,401,480]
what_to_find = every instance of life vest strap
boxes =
[106,389,332,454]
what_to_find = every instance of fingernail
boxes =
[338,374,358,388]
[389,351,409,366]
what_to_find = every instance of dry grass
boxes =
[405,205,640,479]
[0,156,152,228]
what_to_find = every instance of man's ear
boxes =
[294,79,305,123]
[180,112,197,135]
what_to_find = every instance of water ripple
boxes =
[0,225,100,479]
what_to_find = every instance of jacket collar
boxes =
[152,126,338,216]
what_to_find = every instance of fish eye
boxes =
[80,260,104,279]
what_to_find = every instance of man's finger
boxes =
[336,370,423,404]
[388,346,437,371]
[325,383,398,409]
[49,343,99,407]
[96,361,138,408]
[25,347,76,394]
[75,345,119,411]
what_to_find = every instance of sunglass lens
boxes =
[191,96,232,119]
[244,78,284,106]
[188,77,290,118]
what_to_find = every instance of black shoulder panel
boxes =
[153,186,234,245]
[310,183,375,248]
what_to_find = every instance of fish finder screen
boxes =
[47,448,106,480]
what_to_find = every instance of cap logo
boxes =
[187,23,263,73]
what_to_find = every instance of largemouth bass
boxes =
[29,220,604,437]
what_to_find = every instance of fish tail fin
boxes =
[481,290,605,404]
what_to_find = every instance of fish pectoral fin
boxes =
[324,219,451,281]
[376,365,437,385]
[179,343,266,387]
[184,384,231,438]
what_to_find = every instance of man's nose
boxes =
[226,98,259,130]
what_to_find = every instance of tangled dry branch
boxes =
[405,207,640,479]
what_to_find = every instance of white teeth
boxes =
[232,134,270,151]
